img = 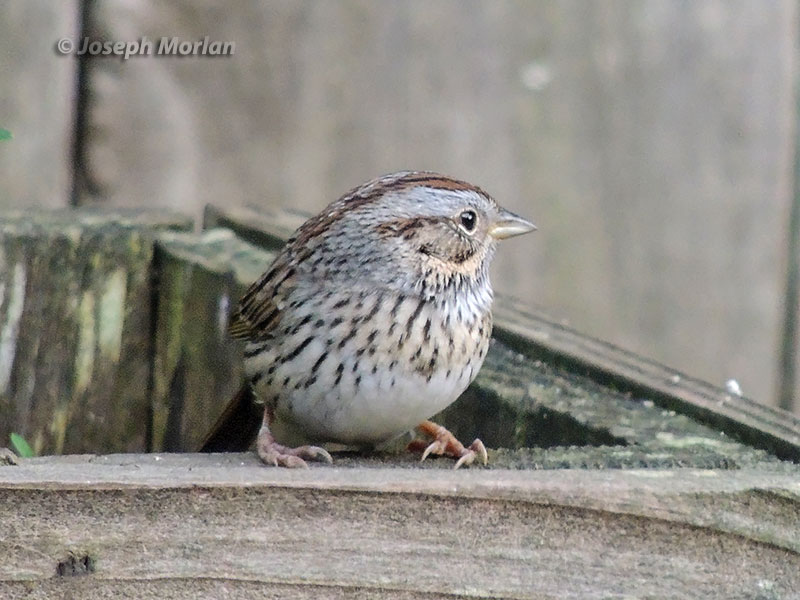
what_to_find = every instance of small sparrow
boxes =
[220,171,535,468]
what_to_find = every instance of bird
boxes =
[203,171,536,468]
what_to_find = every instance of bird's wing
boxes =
[228,253,297,341]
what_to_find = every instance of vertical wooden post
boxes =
[778,16,800,414]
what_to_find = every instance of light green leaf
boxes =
[9,433,34,458]
[0,129,12,141]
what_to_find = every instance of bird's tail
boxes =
[199,384,262,452]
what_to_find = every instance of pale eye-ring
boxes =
[459,209,477,233]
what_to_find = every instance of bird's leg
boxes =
[409,420,488,469]
[256,407,333,468]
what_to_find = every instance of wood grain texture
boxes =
[150,228,275,452]
[492,296,800,463]
[1,453,799,599]
[80,1,796,412]
[0,1,79,209]
[0,209,192,455]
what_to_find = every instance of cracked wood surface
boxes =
[1,453,799,599]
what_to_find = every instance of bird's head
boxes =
[289,171,536,297]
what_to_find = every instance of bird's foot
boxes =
[410,420,488,469]
[257,426,333,468]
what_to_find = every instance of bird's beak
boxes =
[488,208,537,240]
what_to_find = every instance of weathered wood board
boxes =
[1,453,799,599]
[150,228,273,452]
[80,1,795,414]
[0,209,191,455]
[0,1,79,210]
[1,209,799,598]
[492,296,800,464]
[4,205,796,468]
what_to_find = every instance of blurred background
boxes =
[1,0,798,415]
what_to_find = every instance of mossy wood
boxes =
[0,209,191,455]
[2,207,800,598]
[150,228,273,451]
[3,205,799,465]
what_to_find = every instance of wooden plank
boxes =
[150,228,274,452]
[0,453,798,599]
[83,1,793,412]
[777,13,800,415]
[441,338,786,470]
[203,204,310,248]
[203,204,305,251]
[203,204,800,463]
[492,296,800,463]
[0,1,79,209]
[540,1,795,413]
[0,209,192,455]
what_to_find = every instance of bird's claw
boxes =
[257,436,333,469]
[414,421,488,469]
[453,439,488,469]
[420,438,445,462]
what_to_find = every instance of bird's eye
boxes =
[459,210,477,233]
